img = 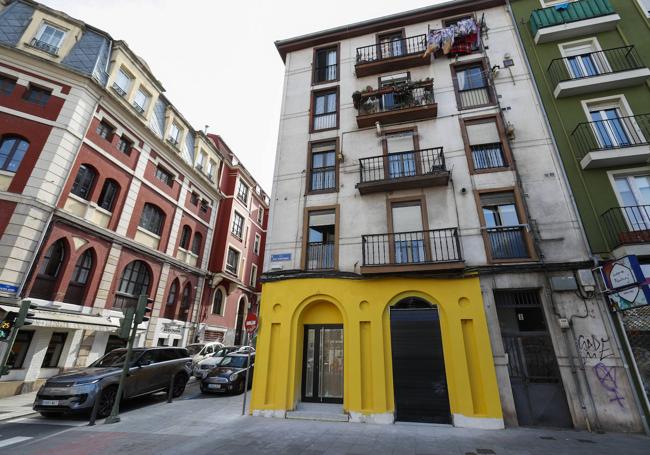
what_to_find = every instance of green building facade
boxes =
[510,0,650,429]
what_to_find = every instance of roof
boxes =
[274,0,504,62]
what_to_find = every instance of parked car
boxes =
[200,352,255,394]
[190,341,224,365]
[33,347,190,418]
[193,346,255,379]
[185,343,204,357]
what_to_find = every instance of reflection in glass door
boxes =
[302,325,343,403]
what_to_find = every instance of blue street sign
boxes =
[271,253,291,262]
[0,283,18,294]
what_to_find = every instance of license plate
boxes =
[41,400,60,406]
[207,384,221,390]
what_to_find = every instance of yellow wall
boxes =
[250,276,503,424]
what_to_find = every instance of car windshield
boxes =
[90,350,143,368]
[186,344,203,356]
[219,356,248,368]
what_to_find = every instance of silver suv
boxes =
[33,347,191,418]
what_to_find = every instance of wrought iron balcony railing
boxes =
[30,38,59,55]
[530,0,617,36]
[485,225,530,260]
[548,46,646,87]
[358,148,446,185]
[356,34,427,64]
[602,205,650,249]
[362,228,462,267]
[571,113,650,160]
[306,241,334,270]
[356,82,435,115]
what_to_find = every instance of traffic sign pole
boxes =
[241,331,251,416]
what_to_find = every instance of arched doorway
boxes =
[390,296,450,423]
[235,295,247,345]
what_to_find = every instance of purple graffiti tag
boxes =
[593,362,625,408]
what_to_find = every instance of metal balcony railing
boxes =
[30,38,59,55]
[358,148,445,184]
[571,113,650,160]
[356,34,428,64]
[548,46,646,87]
[362,228,461,267]
[356,82,435,116]
[306,242,334,270]
[602,205,650,249]
[530,0,616,36]
[485,226,530,260]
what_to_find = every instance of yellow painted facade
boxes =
[250,276,504,426]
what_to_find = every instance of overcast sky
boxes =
[41,0,446,191]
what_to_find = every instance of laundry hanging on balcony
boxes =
[423,18,479,59]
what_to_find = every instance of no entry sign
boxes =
[244,312,258,333]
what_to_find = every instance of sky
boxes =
[40,0,447,191]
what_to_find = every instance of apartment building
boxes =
[251,0,645,432]
[509,0,650,429]
[0,0,268,397]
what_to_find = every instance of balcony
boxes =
[356,147,449,195]
[571,114,650,170]
[548,46,650,98]
[354,81,437,128]
[530,0,620,44]
[602,206,650,255]
[306,241,334,271]
[361,228,463,273]
[485,226,532,261]
[355,34,429,77]
[29,38,59,55]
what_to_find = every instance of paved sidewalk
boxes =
[0,391,36,422]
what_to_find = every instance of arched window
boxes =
[64,249,94,305]
[179,225,191,249]
[0,136,28,172]
[30,239,66,300]
[191,232,202,255]
[71,164,97,200]
[118,260,151,297]
[139,203,164,235]
[164,279,179,319]
[212,288,224,315]
[179,283,192,321]
[97,179,119,212]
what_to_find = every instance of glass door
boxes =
[590,108,631,148]
[385,131,416,180]
[302,325,343,403]
[615,175,650,231]
[391,202,426,264]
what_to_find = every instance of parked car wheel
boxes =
[237,380,245,394]
[172,373,188,398]
[96,386,118,418]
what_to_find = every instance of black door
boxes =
[390,301,451,423]
[496,290,573,428]
[301,324,344,403]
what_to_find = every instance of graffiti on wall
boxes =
[593,362,625,408]
[576,333,624,407]
[576,334,614,363]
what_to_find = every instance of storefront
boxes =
[250,276,504,428]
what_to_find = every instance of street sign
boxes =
[271,253,291,262]
[244,312,258,333]
[0,283,18,293]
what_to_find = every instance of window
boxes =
[309,142,337,192]
[96,121,114,141]
[155,165,174,186]
[254,234,261,255]
[212,288,224,315]
[70,164,96,200]
[165,279,179,319]
[0,75,16,96]
[588,105,631,149]
[561,40,604,79]
[313,46,338,83]
[23,85,51,106]
[462,117,509,172]
[118,260,151,297]
[453,63,492,109]
[391,201,426,264]
[0,136,28,172]
[179,225,191,249]
[117,136,133,155]
[614,175,650,231]
[190,192,199,206]
[168,123,181,145]
[180,284,192,321]
[312,90,337,131]
[200,200,209,213]
[226,247,240,275]
[306,209,336,270]
[232,212,244,239]
[480,192,530,260]
[32,23,65,54]
[191,232,202,255]
[113,69,132,96]
[257,207,264,224]
[635,0,650,18]
[7,330,33,369]
[139,203,165,235]
[30,239,66,300]
[97,179,119,212]
[41,332,68,368]
[133,88,150,114]
[378,31,405,59]
[64,248,93,305]
[207,160,216,180]
[249,264,258,287]
[237,180,249,205]
[196,152,205,170]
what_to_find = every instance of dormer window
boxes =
[113,69,132,97]
[196,151,206,171]
[32,23,65,55]
[133,87,150,114]
[167,123,181,146]
[207,160,216,180]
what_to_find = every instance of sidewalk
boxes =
[0,391,37,421]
